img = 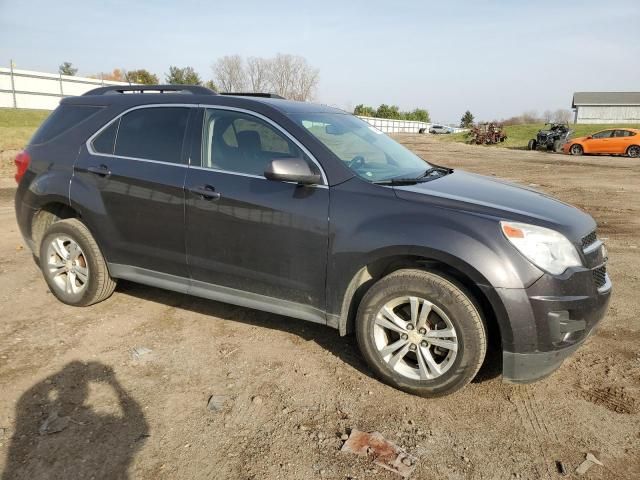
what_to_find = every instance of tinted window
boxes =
[202,109,317,177]
[92,120,118,154]
[30,105,102,145]
[592,130,614,139]
[114,107,189,163]
[614,130,632,137]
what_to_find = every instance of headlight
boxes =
[500,221,582,275]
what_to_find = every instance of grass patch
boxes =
[0,108,50,152]
[438,123,640,150]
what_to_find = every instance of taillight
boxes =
[14,150,31,184]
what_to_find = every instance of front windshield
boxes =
[291,113,431,182]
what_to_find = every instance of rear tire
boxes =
[627,145,640,158]
[570,144,584,156]
[39,219,116,307]
[355,269,487,397]
[527,139,537,150]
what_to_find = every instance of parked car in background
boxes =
[15,85,611,397]
[429,125,452,134]
[562,128,640,157]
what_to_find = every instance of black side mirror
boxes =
[264,158,322,185]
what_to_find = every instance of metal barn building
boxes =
[572,92,640,124]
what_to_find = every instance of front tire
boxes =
[356,269,487,397]
[39,218,116,306]
[527,139,537,150]
[570,143,584,156]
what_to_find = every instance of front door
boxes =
[587,129,615,153]
[184,107,329,316]
[72,105,193,277]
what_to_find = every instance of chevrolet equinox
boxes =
[14,85,611,397]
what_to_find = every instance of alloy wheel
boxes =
[373,296,458,381]
[45,235,89,296]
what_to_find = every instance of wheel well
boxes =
[31,203,80,257]
[626,144,639,153]
[341,255,502,352]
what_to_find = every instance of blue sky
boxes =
[1,0,639,123]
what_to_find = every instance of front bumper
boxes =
[492,262,612,383]
[503,336,586,383]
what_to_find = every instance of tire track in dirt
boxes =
[579,385,638,415]
[511,387,555,479]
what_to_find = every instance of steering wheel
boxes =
[348,155,366,169]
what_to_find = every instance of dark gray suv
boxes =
[14,85,611,397]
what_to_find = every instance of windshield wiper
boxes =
[373,166,453,185]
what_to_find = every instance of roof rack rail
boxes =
[219,92,285,99]
[83,85,217,96]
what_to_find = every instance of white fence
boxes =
[358,116,429,134]
[0,65,131,110]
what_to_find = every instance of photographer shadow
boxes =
[2,361,148,480]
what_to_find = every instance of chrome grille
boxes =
[592,266,607,289]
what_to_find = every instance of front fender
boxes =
[327,178,544,348]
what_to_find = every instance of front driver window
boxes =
[592,130,614,139]
[202,109,317,177]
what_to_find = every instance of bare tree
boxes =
[521,110,540,124]
[246,56,271,92]
[267,53,297,98]
[212,55,246,92]
[292,58,319,101]
[266,54,319,101]
[543,110,553,123]
[553,109,572,123]
[211,53,319,100]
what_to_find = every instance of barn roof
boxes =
[572,92,640,107]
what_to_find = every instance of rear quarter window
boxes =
[113,107,189,164]
[29,105,102,145]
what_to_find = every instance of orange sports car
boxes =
[562,128,640,157]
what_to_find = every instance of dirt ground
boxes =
[0,136,638,479]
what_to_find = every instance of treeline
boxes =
[58,54,319,101]
[499,109,572,126]
[354,104,430,123]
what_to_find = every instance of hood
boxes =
[393,170,595,240]
[569,135,589,143]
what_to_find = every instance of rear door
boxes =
[184,107,329,315]
[72,105,193,277]
[612,129,634,154]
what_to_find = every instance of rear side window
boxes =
[92,121,118,154]
[614,130,633,137]
[30,105,102,145]
[114,107,190,163]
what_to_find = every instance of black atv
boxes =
[528,123,572,152]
